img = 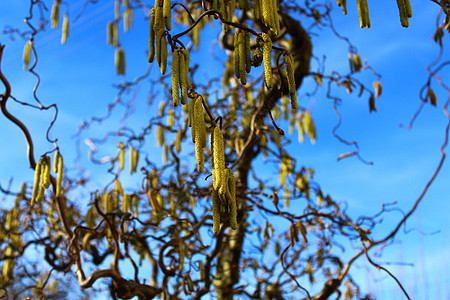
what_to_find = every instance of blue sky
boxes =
[0,1,449,299]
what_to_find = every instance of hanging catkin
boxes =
[261,33,273,89]
[171,50,180,106]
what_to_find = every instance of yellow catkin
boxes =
[168,109,175,127]
[180,53,187,105]
[2,247,13,280]
[194,98,206,172]
[154,5,164,33]
[129,145,136,174]
[244,30,251,73]
[210,122,215,165]
[181,49,190,88]
[31,158,43,205]
[118,142,125,170]
[162,143,168,164]
[160,34,168,75]
[107,22,114,46]
[212,188,221,234]
[234,137,241,154]
[238,31,247,85]
[261,0,272,29]
[61,13,69,44]
[156,30,161,66]
[220,0,230,32]
[112,23,119,47]
[220,169,229,203]
[289,223,299,245]
[285,53,297,110]
[35,170,46,202]
[228,0,236,16]
[234,29,241,79]
[86,206,95,228]
[156,126,164,146]
[115,0,120,19]
[405,0,412,18]
[279,158,287,185]
[129,145,135,174]
[282,95,289,120]
[369,95,377,112]
[194,97,207,148]
[36,161,48,203]
[219,0,226,17]
[212,0,219,10]
[284,184,290,208]
[43,156,51,189]
[253,0,262,21]
[195,139,204,172]
[303,111,316,144]
[51,2,60,29]
[133,148,139,172]
[163,0,172,30]
[289,112,295,134]
[123,8,133,33]
[261,33,273,89]
[155,7,164,66]
[181,49,190,84]
[270,0,280,34]
[23,40,32,70]
[337,0,347,15]
[297,114,305,143]
[115,181,123,210]
[179,49,189,105]
[104,192,112,213]
[189,97,196,142]
[115,47,126,75]
[209,0,219,10]
[348,52,355,73]
[212,168,218,190]
[82,233,92,250]
[227,168,237,230]
[172,50,180,107]
[131,194,138,218]
[53,151,59,173]
[397,0,407,26]
[353,54,362,72]
[148,191,159,212]
[396,0,411,27]
[356,0,370,28]
[148,8,156,62]
[374,80,382,98]
[175,129,182,154]
[213,126,226,194]
[252,47,263,68]
[56,153,63,197]
[297,220,308,244]
[159,100,166,116]
[157,192,164,211]
[427,88,437,106]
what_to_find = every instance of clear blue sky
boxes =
[0,1,449,299]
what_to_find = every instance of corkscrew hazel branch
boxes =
[171,9,259,42]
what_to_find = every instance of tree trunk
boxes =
[214,13,312,299]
